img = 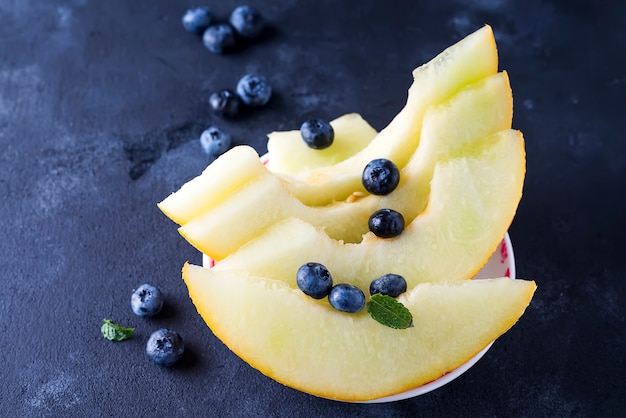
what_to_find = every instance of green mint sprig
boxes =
[101,319,135,341]
[366,294,413,329]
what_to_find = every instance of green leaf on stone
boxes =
[101,319,134,341]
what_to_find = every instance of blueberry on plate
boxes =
[369,273,407,297]
[362,158,400,195]
[182,6,214,34]
[300,119,334,150]
[200,126,232,156]
[328,284,366,313]
[208,89,241,117]
[202,23,236,53]
[368,208,405,238]
[235,74,272,106]
[229,5,265,39]
[131,284,164,317]
[146,329,185,367]
[296,262,333,299]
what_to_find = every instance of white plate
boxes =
[201,233,515,403]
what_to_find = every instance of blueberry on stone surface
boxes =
[202,23,236,53]
[200,126,232,156]
[131,284,164,317]
[146,329,185,367]
[328,284,366,313]
[300,119,334,150]
[362,158,400,195]
[229,5,265,39]
[369,273,407,297]
[182,7,214,34]
[209,89,241,117]
[296,262,333,299]
[368,209,405,238]
[235,74,272,106]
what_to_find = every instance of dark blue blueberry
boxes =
[362,159,400,195]
[235,74,272,106]
[200,126,232,156]
[131,284,164,317]
[209,89,241,117]
[328,284,366,313]
[182,7,214,34]
[368,209,405,238]
[296,262,333,299]
[369,274,407,297]
[300,119,334,150]
[202,23,236,53]
[146,329,185,367]
[229,5,265,39]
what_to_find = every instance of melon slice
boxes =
[265,113,377,174]
[179,72,513,260]
[277,24,498,206]
[183,263,536,401]
[210,129,525,290]
[158,146,266,225]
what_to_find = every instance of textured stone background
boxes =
[1,0,624,416]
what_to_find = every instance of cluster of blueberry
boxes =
[182,5,265,53]
[200,73,273,156]
[297,121,406,240]
[297,262,408,314]
[182,6,273,158]
[209,73,273,118]
[295,157,408,314]
[131,284,185,367]
[362,158,405,238]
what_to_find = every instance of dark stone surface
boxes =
[1,0,624,416]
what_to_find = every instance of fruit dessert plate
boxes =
[160,25,536,403]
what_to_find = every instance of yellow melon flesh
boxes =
[157,146,266,225]
[265,113,377,174]
[159,25,497,227]
[183,263,536,401]
[209,129,524,290]
[179,72,513,260]
[278,25,498,206]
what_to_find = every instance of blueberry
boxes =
[300,119,334,150]
[235,74,272,106]
[369,274,407,297]
[208,89,241,118]
[328,284,366,313]
[362,159,400,195]
[200,126,232,156]
[131,284,164,317]
[182,7,214,34]
[229,5,265,39]
[146,328,185,367]
[202,23,236,53]
[368,209,405,238]
[296,262,333,299]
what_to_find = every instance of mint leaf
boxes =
[101,319,134,341]
[366,294,413,329]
